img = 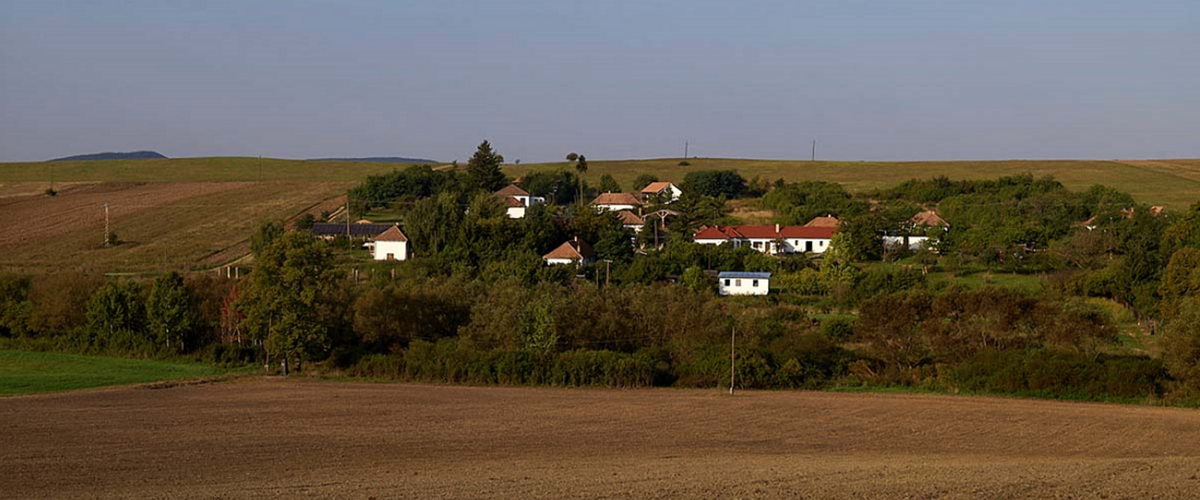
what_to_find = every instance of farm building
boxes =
[371,225,409,261]
[495,184,545,219]
[310,223,395,240]
[718,271,771,296]
[640,182,682,204]
[543,237,595,266]
[883,210,949,251]
[592,192,642,212]
[694,224,835,255]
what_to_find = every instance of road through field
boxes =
[3,379,1199,499]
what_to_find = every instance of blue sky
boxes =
[1,0,1196,162]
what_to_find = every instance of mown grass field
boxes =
[507,158,1200,209]
[0,349,226,396]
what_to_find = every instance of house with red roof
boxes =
[694,224,836,255]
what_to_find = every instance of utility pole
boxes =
[811,139,816,162]
[730,325,736,395]
[684,140,689,158]
[604,260,612,287]
[103,204,110,247]
[345,198,351,241]
[48,164,53,193]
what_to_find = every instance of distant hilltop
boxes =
[49,151,167,162]
[307,157,437,164]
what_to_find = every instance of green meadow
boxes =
[0,350,228,396]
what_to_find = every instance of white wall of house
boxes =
[373,240,408,261]
[695,238,741,249]
[719,276,770,296]
[703,238,829,255]
[883,235,930,251]
[596,203,637,212]
[545,257,581,266]
[646,184,682,203]
[506,206,527,219]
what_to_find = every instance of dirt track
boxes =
[2,379,1199,499]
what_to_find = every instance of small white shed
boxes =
[372,225,409,261]
[718,271,771,296]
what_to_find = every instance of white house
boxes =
[694,224,836,255]
[883,210,949,251]
[543,236,596,266]
[372,225,409,261]
[591,192,643,212]
[718,271,771,296]
[495,184,545,219]
[615,210,645,232]
[640,182,682,204]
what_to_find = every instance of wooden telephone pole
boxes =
[103,204,110,247]
[729,325,736,395]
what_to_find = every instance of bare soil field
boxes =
[0,181,351,272]
[2,379,1199,499]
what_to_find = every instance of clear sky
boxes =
[1,0,1196,163]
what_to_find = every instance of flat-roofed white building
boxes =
[718,271,771,296]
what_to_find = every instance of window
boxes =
[820,241,825,247]
[723,279,730,286]
[386,253,395,261]
[752,280,759,287]
[735,279,742,286]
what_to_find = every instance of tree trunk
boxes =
[281,355,290,376]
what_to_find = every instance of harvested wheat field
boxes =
[3,379,1200,499]
[0,181,350,272]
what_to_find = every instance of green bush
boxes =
[952,349,1167,402]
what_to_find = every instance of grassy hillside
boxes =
[0,349,226,396]
[506,158,1200,208]
[0,156,430,183]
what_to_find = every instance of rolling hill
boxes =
[49,151,167,162]
[507,158,1200,209]
[1,156,1197,273]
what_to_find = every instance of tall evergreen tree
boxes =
[466,140,507,192]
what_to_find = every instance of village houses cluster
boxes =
[310,179,954,297]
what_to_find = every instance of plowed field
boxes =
[2,379,1198,499]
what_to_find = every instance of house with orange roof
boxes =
[591,192,642,212]
[640,181,682,204]
[495,184,545,219]
[543,237,596,266]
[883,210,949,251]
[371,225,409,261]
[615,210,645,232]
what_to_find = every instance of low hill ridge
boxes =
[49,151,167,162]
[307,156,437,164]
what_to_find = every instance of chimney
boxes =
[573,235,579,244]
[775,223,781,233]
